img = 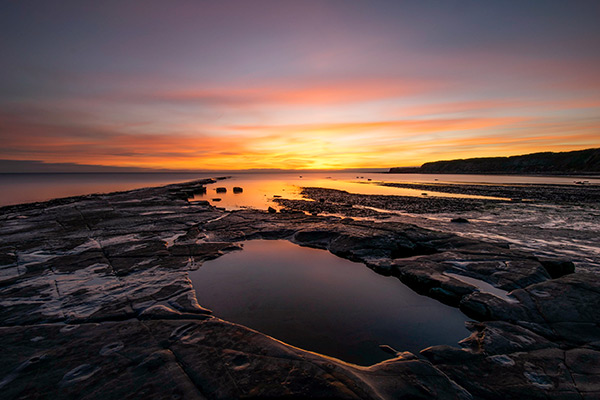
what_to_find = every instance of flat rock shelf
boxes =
[1,178,599,399]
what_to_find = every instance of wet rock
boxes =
[60,364,101,386]
[280,186,503,214]
[379,179,600,205]
[215,187,227,193]
[293,230,340,249]
[451,217,469,223]
[459,321,555,355]
[566,348,600,375]
[267,206,276,213]
[420,345,479,365]
[147,319,471,400]
[459,291,532,322]
[537,257,575,278]
[139,304,183,319]
[423,345,584,399]
[99,341,125,356]
[0,178,596,399]
[191,186,207,194]
[428,286,465,306]
[232,187,243,193]
[379,344,399,355]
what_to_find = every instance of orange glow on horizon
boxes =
[1,110,598,170]
[2,2,600,172]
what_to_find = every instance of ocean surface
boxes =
[1,171,598,270]
[1,171,597,208]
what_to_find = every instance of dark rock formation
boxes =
[0,178,598,399]
[390,147,600,175]
[378,181,600,204]
[451,218,469,223]
[232,187,243,193]
[537,257,576,279]
[275,187,504,215]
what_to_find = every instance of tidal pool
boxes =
[190,239,471,366]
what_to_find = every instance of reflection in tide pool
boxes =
[189,172,510,210]
[189,240,470,366]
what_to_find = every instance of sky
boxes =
[1,0,599,171]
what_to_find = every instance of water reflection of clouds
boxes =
[190,239,470,366]
[190,172,512,210]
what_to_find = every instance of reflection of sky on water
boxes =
[1,171,596,208]
[190,239,470,366]
[190,172,549,210]
[192,172,600,271]
[0,172,217,207]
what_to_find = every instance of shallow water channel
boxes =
[189,239,471,366]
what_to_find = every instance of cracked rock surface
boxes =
[1,179,598,399]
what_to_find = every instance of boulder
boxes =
[451,217,469,223]
[537,257,575,278]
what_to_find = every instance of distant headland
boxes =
[389,148,600,175]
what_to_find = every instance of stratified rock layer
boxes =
[1,179,598,399]
[390,147,600,175]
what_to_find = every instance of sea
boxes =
[1,171,598,270]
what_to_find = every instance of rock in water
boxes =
[216,187,227,193]
[233,187,243,193]
[451,217,469,223]
[538,257,575,278]
[379,344,399,355]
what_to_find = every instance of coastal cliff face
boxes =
[390,148,600,174]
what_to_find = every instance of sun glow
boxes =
[1,1,599,171]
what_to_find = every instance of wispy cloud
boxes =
[132,77,441,107]
[2,108,598,170]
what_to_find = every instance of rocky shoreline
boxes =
[1,179,599,399]
[377,182,600,204]
[275,187,507,215]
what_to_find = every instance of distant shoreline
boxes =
[385,170,600,178]
[388,148,600,177]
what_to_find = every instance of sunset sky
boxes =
[1,0,599,171]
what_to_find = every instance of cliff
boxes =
[389,148,600,174]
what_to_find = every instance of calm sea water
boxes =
[1,171,596,208]
[0,172,215,207]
